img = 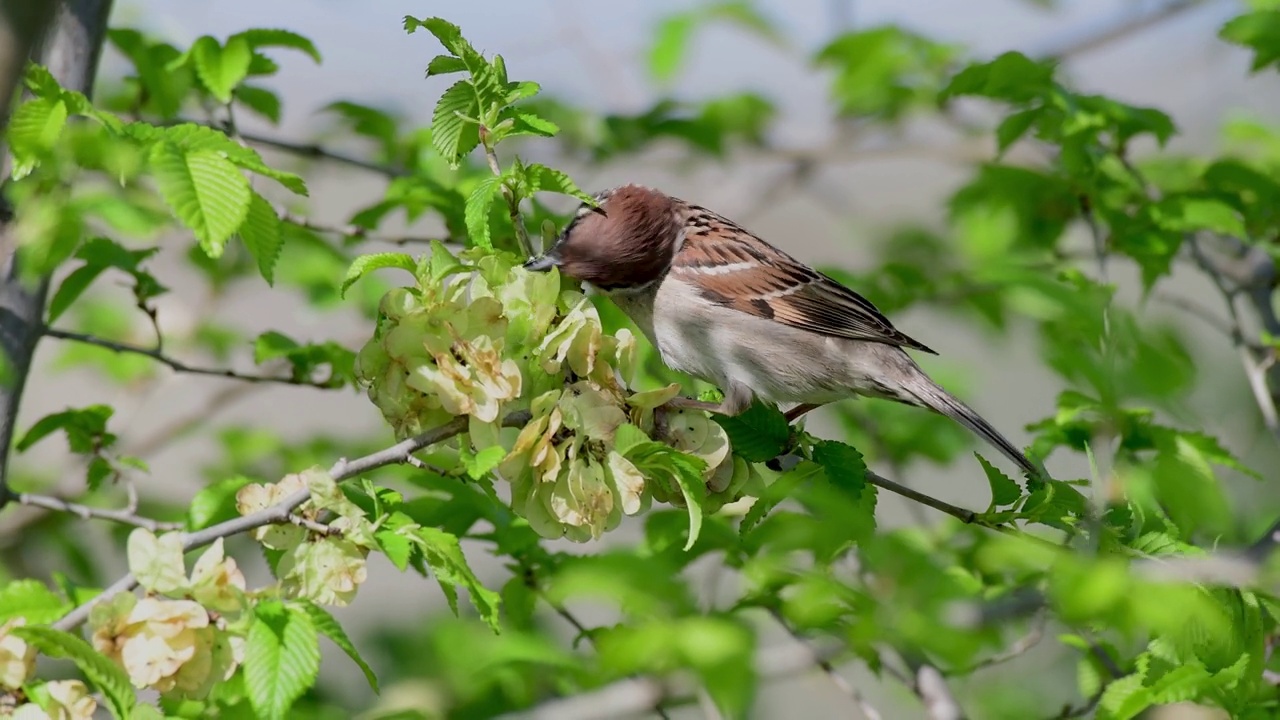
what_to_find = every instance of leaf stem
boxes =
[480,127,534,258]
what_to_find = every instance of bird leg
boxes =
[784,403,822,423]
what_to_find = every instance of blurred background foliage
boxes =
[6,0,1280,718]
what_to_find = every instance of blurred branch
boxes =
[12,492,183,532]
[767,608,883,720]
[43,328,342,389]
[52,411,530,631]
[943,609,1048,677]
[916,665,964,720]
[233,127,406,178]
[1039,0,1216,60]
[278,210,461,249]
[0,1,57,130]
[0,0,114,504]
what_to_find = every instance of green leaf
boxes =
[234,84,282,124]
[0,580,70,624]
[244,601,321,720]
[977,454,1021,507]
[341,253,416,298]
[13,626,136,719]
[411,527,502,631]
[16,405,115,454]
[624,442,708,550]
[519,163,593,204]
[508,110,559,138]
[942,51,1056,103]
[1097,673,1152,720]
[741,461,820,534]
[996,107,1042,152]
[426,54,467,77]
[239,191,284,284]
[253,330,300,364]
[1150,196,1247,237]
[191,35,253,103]
[231,28,323,64]
[811,440,867,496]
[6,96,67,175]
[150,142,252,257]
[650,14,696,81]
[1221,10,1280,72]
[297,601,378,692]
[47,264,106,324]
[188,474,256,529]
[463,445,506,480]
[465,175,503,249]
[431,79,481,167]
[712,402,790,462]
[375,529,414,571]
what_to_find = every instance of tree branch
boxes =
[0,0,115,504]
[233,128,406,178]
[12,492,183,532]
[52,411,531,632]
[42,327,341,388]
[0,1,57,130]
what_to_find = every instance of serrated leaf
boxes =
[431,79,481,167]
[426,54,467,77]
[520,163,592,204]
[977,453,1021,507]
[238,191,284,284]
[297,602,378,692]
[150,143,252,256]
[411,527,501,631]
[7,96,67,172]
[1098,673,1152,720]
[245,601,321,720]
[152,123,307,195]
[231,28,322,64]
[13,626,136,719]
[465,175,503,249]
[375,529,414,571]
[508,110,559,138]
[341,252,416,298]
[192,35,252,103]
[741,461,820,534]
[0,580,70,624]
[712,403,789,462]
[812,440,867,496]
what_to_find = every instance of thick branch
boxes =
[0,0,115,502]
[0,2,57,129]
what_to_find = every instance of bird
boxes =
[523,184,1040,477]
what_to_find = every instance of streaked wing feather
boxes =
[672,207,936,354]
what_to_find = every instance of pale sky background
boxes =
[10,1,1279,717]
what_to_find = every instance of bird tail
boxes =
[899,379,1041,478]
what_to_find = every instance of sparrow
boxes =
[524,184,1039,477]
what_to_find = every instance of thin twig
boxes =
[766,608,883,720]
[236,129,405,178]
[1039,0,1213,60]
[279,211,459,248]
[11,492,183,532]
[480,127,533,257]
[287,514,340,536]
[943,609,1048,676]
[43,328,340,389]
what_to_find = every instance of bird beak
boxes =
[523,253,560,272]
